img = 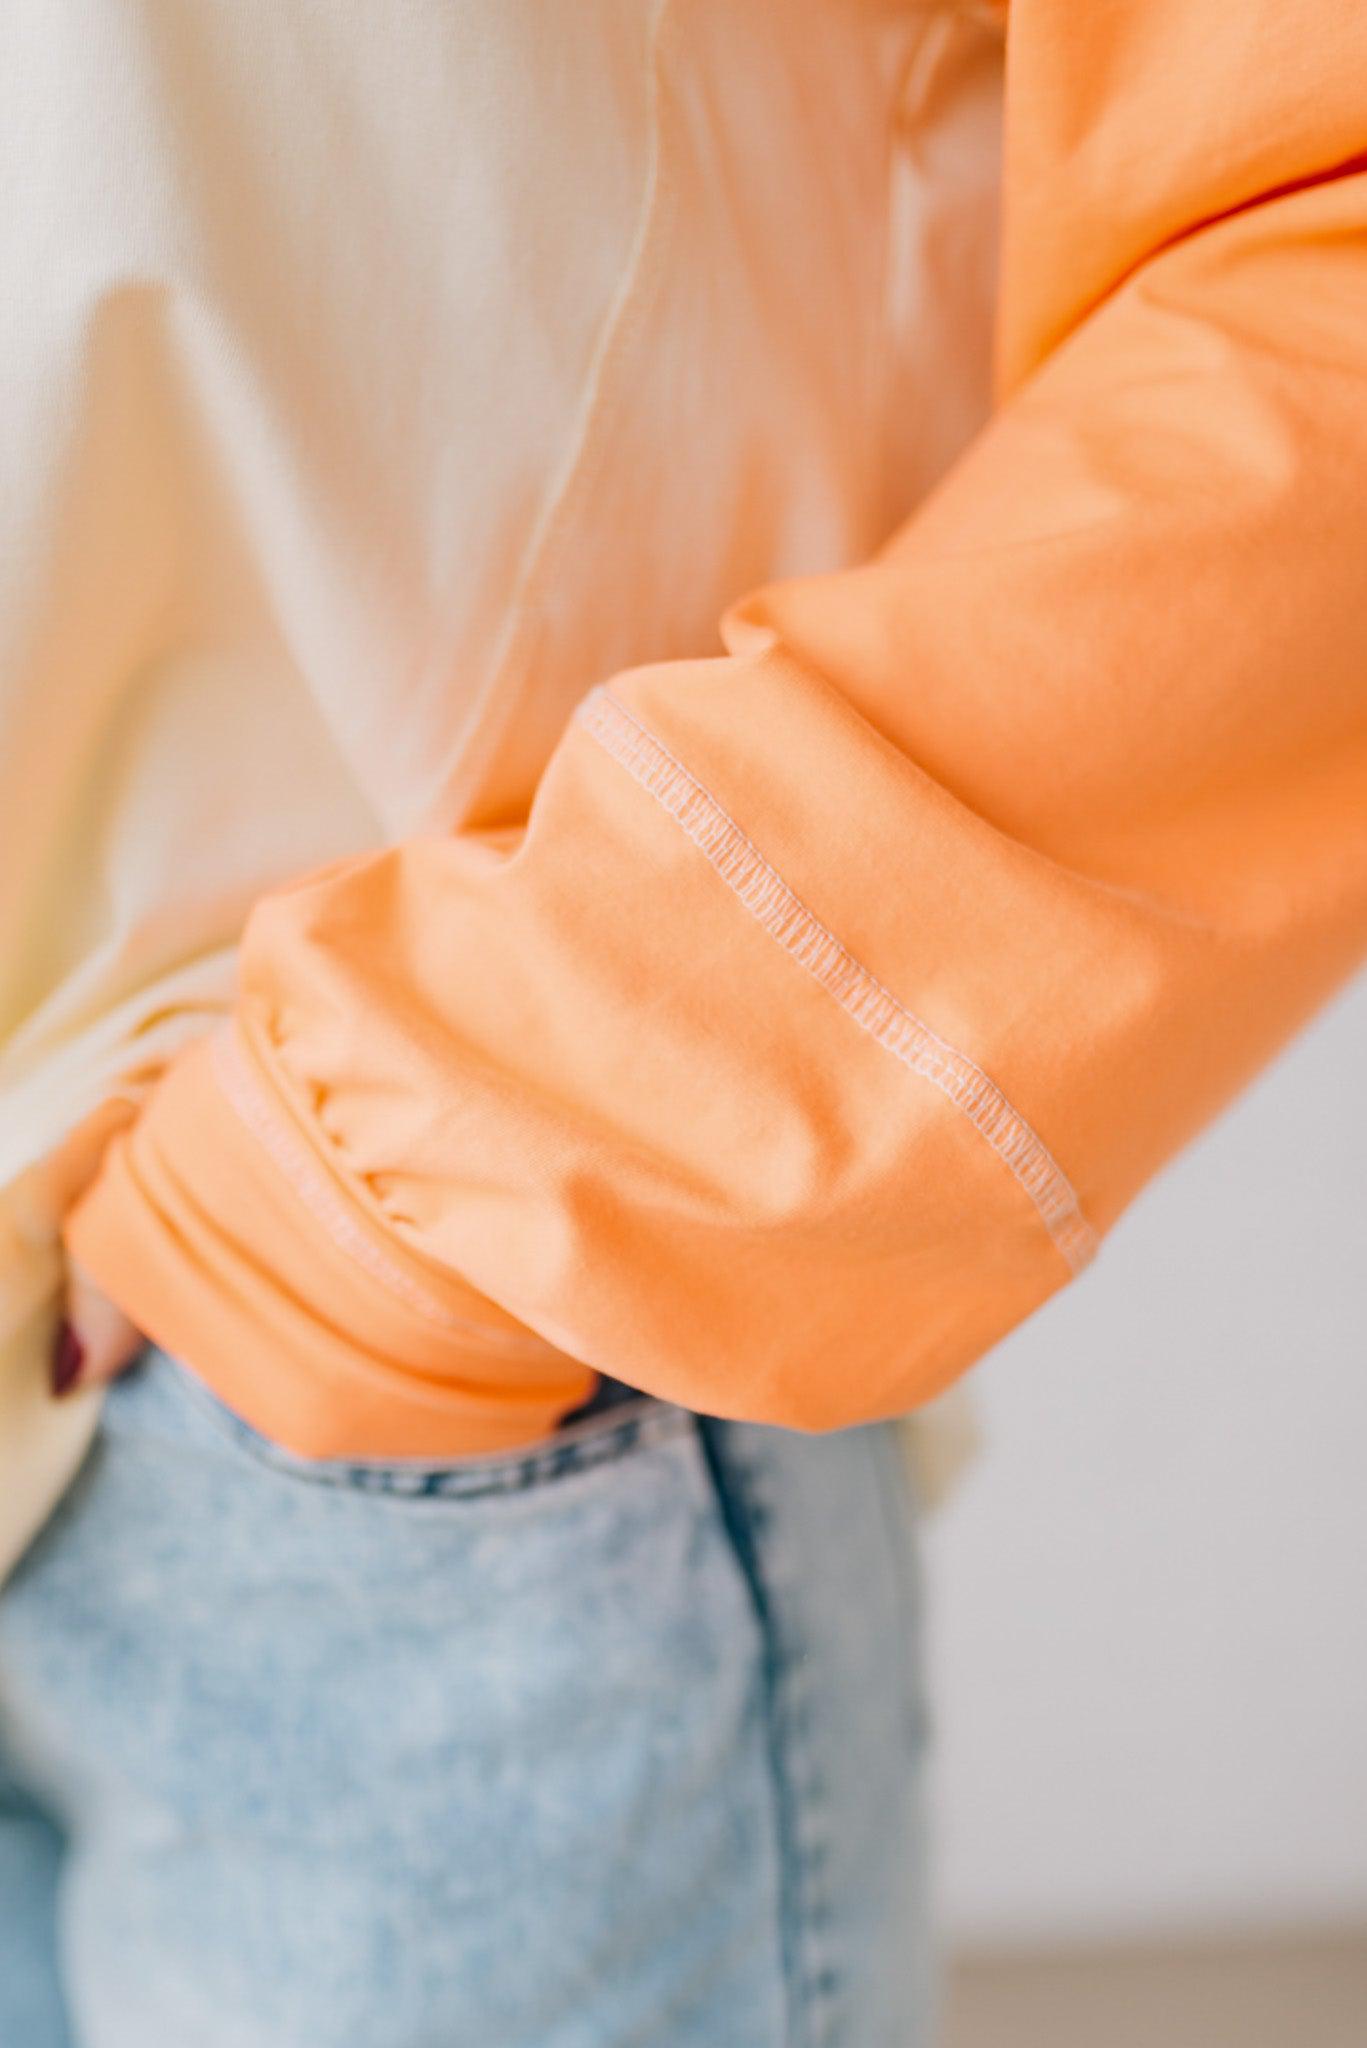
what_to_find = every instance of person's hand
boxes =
[51,1260,145,1397]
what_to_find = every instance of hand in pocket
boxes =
[51,1259,145,1399]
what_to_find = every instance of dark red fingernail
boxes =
[50,1320,85,1398]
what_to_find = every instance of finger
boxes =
[52,1261,146,1397]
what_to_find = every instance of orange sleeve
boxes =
[65,0,1367,1454]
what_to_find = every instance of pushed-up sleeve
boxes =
[65,0,1367,1452]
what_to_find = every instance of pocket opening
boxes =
[143,1345,685,1506]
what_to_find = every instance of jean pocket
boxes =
[136,1344,680,1508]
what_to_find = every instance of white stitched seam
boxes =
[209,1027,556,1350]
[575,687,1099,1275]
[409,0,678,828]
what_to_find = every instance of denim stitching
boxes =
[221,1404,675,1501]
[160,1352,682,1502]
[695,1421,844,2048]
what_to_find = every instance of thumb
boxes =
[52,1261,146,1397]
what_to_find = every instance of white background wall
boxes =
[927,971,1367,1946]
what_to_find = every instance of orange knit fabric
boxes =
[65,0,1367,1454]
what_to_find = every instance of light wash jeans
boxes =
[0,1344,932,2046]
